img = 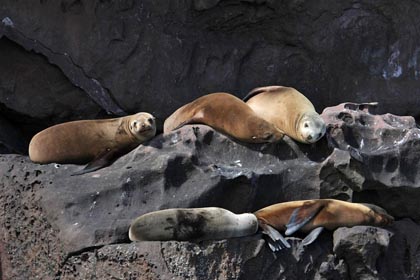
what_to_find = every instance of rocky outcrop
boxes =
[1,103,420,279]
[1,0,420,136]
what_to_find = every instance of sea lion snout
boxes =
[376,212,394,226]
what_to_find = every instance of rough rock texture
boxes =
[1,0,420,136]
[1,104,420,279]
[1,0,420,279]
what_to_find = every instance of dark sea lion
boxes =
[164,92,284,143]
[254,199,394,251]
[243,86,326,143]
[29,112,156,175]
[129,207,258,241]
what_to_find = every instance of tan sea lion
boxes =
[29,112,156,175]
[129,207,258,241]
[243,86,326,143]
[164,92,284,143]
[255,199,394,251]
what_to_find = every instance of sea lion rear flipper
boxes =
[285,202,324,236]
[301,227,324,246]
[260,223,291,251]
[71,148,120,176]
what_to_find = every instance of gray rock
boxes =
[322,103,420,221]
[333,226,392,279]
[1,103,420,278]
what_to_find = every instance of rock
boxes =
[1,103,420,278]
[0,37,104,146]
[333,226,392,279]
[1,1,420,131]
[322,102,420,221]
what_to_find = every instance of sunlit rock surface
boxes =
[1,103,420,279]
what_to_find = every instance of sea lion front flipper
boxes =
[71,148,120,176]
[260,223,291,251]
[285,202,324,236]
[301,227,324,246]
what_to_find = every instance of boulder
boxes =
[1,103,420,279]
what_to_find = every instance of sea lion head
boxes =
[297,113,326,143]
[128,112,157,141]
[361,203,395,226]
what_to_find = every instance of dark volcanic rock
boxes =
[1,103,420,279]
[322,102,420,221]
[0,37,104,148]
[1,0,420,277]
[1,0,420,131]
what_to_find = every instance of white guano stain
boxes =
[382,43,403,79]
[2,17,14,27]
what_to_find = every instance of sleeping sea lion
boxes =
[254,199,394,251]
[164,92,284,143]
[128,200,393,252]
[29,112,156,175]
[129,207,258,241]
[243,86,326,143]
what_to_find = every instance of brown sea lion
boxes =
[29,112,156,175]
[164,92,284,143]
[129,207,258,242]
[254,199,394,251]
[128,200,393,252]
[243,86,326,143]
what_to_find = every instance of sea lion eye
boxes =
[304,123,309,128]
[132,121,138,127]
[148,117,154,123]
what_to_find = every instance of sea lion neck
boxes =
[291,112,304,140]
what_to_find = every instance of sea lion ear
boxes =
[285,201,324,235]
[71,148,119,176]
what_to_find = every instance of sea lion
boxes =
[129,207,258,241]
[164,92,284,143]
[243,86,326,143]
[29,112,156,175]
[128,200,393,252]
[254,199,394,251]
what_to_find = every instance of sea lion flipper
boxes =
[260,223,291,251]
[301,227,324,246]
[71,148,119,176]
[285,202,324,235]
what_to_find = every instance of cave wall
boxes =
[1,0,420,144]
